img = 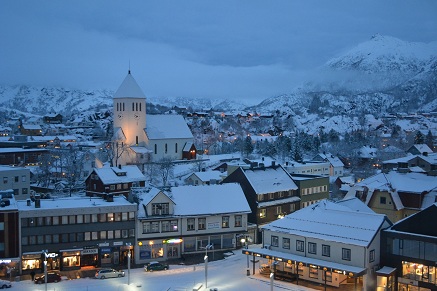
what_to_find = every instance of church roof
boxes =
[145,115,193,139]
[113,71,146,99]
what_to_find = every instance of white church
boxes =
[112,71,196,167]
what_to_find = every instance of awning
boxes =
[376,266,397,276]
[243,247,367,277]
[59,248,83,253]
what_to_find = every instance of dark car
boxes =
[34,272,62,284]
[144,261,169,272]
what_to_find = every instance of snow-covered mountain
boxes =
[0,35,436,134]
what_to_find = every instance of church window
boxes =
[136,136,138,145]
[116,103,119,111]
[122,103,125,111]
[132,103,135,111]
[165,143,168,154]
[175,143,178,153]
[139,103,142,111]
[154,144,157,154]
[136,103,138,111]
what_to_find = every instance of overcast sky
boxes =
[1,1,436,104]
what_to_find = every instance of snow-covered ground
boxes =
[11,248,317,291]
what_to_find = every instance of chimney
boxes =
[35,194,41,208]
[106,194,114,202]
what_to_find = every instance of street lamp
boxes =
[42,249,48,291]
[126,243,132,285]
[204,244,213,288]
[240,237,249,274]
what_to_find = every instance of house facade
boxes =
[133,183,251,265]
[0,191,20,278]
[17,196,136,275]
[290,174,330,208]
[312,153,345,177]
[85,165,147,198]
[222,164,300,243]
[245,199,391,290]
[0,166,31,199]
[344,171,437,223]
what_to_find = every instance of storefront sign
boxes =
[0,260,12,263]
[81,248,98,255]
[162,238,183,244]
[113,241,123,246]
[100,248,112,253]
[99,242,109,247]
[44,253,58,258]
[207,222,220,229]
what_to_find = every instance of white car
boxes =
[0,279,11,289]
[95,268,125,279]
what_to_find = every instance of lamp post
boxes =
[127,243,132,285]
[240,237,249,275]
[42,249,48,291]
[204,244,213,288]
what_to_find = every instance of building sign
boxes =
[81,249,98,255]
[99,242,109,247]
[113,241,123,246]
[44,253,58,258]
[100,248,112,254]
[207,222,220,229]
[162,238,183,244]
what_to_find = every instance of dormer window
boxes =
[152,203,169,215]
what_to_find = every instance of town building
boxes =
[17,195,136,275]
[133,183,251,265]
[112,71,196,167]
[244,198,391,290]
[344,171,437,223]
[85,165,147,198]
[0,166,31,199]
[0,147,47,166]
[312,153,345,177]
[221,163,300,242]
[380,203,437,291]
[289,174,329,208]
[0,191,20,278]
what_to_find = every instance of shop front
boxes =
[137,238,182,264]
[0,258,20,278]
[243,248,367,290]
[60,249,81,271]
[99,247,113,267]
[21,252,43,274]
[398,261,436,291]
[81,247,99,267]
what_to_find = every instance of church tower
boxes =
[113,71,147,147]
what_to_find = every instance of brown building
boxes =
[0,191,20,277]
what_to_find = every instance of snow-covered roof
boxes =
[130,146,152,154]
[145,115,193,139]
[112,127,126,141]
[243,166,298,194]
[187,171,223,182]
[17,196,135,213]
[314,153,344,167]
[258,196,300,208]
[113,71,146,99]
[409,144,433,154]
[262,199,388,247]
[21,123,41,130]
[336,197,374,213]
[170,183,251,216]
[94,165,146,184]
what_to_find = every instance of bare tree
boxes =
[156,157,175,188]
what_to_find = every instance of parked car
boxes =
[34,272,62,284]
[0,279,12,289]
[95,268,125,279]
[144,261,169,272]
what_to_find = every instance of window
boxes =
[198,218,206,230]
[259,209,266,218]
[187,218,195,231]
[165,143,168,154]
[14,176,18,182]
[276,206,282,215]
[322,245,330,257]
[296,240,304,252]
[283,238,290,249]
[22,175,26,182]
[369,249,375,262]
[151,222,159,232]
[342,248,351,261]
[162,221,170,232]
[235,215,242,227]
[269,193,274,199]
[175,143,178,153]
[258,194,264,201]
[308,242,317,254]
[62,216,68,225]
[380,196,387,204]
[222,216,229,228]
[3,177,7,184]
[152,203,169,215]
[271,236,279,247]
[110,185,115,191]
[154,144,157,154]
[142,222,151,233]
[122,230,128,238]
[290,204,296,212]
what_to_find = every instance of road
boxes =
[12,250,316,291]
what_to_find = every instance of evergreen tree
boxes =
[243,135,254,157]
[425,130,434,150]
[414,131,425,144]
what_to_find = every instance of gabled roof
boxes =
[242,165,298,194]
[186,171,223,182]
[408,144,433,154]
[145,115,193,140]
[313,152,344,167]
[93,165,146,184]
[112,127,126,141]
[113,71,146,99]
[133,186,174,218]
[169,183,251,216]
[262,199,390,247]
